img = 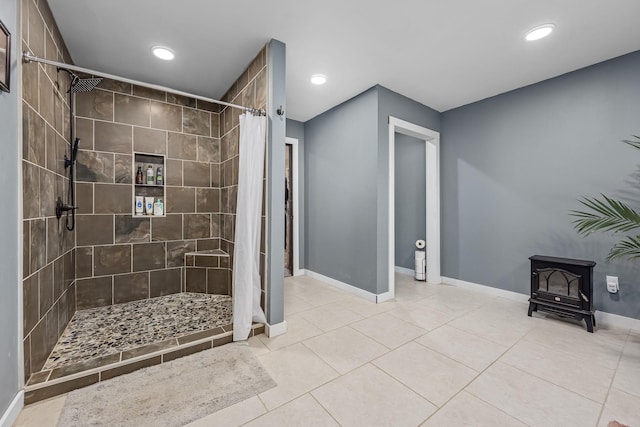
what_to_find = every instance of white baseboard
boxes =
[394,266,414,276]
[442,276,640,331]
[0,391,23,427]
[376,291,394,303]
[304,270,379,303]
[266,320,288,338]
[441,276,530,303]
[293,269,307,277]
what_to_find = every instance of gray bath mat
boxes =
[57,343,276,427]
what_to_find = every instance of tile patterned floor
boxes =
[16,274,640,427]
[44,293,232,370]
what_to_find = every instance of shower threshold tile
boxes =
[43,293,233,371]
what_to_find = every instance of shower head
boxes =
[70,76,103,93]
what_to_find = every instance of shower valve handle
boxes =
[55,197,77,219]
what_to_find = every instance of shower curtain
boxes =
[233,113,267,341]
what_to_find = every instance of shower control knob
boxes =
[55,197,77,219]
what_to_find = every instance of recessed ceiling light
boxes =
[525,24,555,41]
[310,74,327,85]
[152,46,175,60]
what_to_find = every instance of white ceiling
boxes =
[48,0,640,122]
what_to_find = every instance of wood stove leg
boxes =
[592,314,596,327]
[585,315,594,333]
[527,302,537,317]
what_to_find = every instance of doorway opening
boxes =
[387,117,441,300]
[285,137,300,276]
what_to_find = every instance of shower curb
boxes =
[24,323,265,404]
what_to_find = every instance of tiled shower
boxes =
[21,0,268,401]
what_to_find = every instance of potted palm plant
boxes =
[571,135,640,260]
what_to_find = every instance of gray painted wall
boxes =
[286,119,305,269]
[376,86,440,293]
[266,39,286,325]
[395,134,426,269]
[0,0,22,416]
[441,50,640,320]
[304,87,379,292]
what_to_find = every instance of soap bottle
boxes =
[156,166,163,185]
[135,166,143,184]
[146,165,154,184]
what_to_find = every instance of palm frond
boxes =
[607,235,640,260]
[570,194,640,235]
[622,135,640,150]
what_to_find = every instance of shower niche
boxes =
[132,152,166,217]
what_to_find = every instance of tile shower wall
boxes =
[21,0,76,381]
[73,81,223,308]
[218,47,268,306]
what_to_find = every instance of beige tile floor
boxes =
[14,273,640,427]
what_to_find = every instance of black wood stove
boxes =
[528,255,596,332]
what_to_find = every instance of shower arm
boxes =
[22,51,267,116]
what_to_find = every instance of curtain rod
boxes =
[22,51,266,116]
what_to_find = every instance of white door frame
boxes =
[285,137,301,276]
[388,116,441,299]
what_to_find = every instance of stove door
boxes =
[533,268,582,308]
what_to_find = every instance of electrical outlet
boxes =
[606,275,619,293]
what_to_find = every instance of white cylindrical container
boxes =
[415,250,426,281]
[135,196,144,215]
[144,197,154,215]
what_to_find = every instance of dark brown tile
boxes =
[114,272,149,303]
[76,183,93,214]
[75,118,94,151]
[114,93,150,127]
[94,245,132,276]
[255,69,267,107]
[167,132,196,160]
[24,374,99,405]
[121,339,178,360]
[183,161,211,187]
[251,325,266,337]
[133,85,166,102]
[149,268,182,297]
[22,161,40,219]
[115,154,133,184]
[196,239,219,251]
[23,275,39,336]
[177,327,224,345]
[162,341,211,363]
[166,93,196,108]
[101,355,162,381]
[39,168,55,218]
[165,159,182,186]
[94,121,133,154]
[194,255,218,268]
[26,371,51,386]
[197,137,219,163]
[98,78,132,94]
[184,214,211,239]
[115,215,151,243]
[183,108,211,136]
[58,287,75,336]
[212,214,221,238]
[196,99,219,113]
[132,242,166,271]
[63,250,74,291]
[38,68,55,126]
[30,310,58,373]
[22,52,39,109]
[185,267,206,293]
[211,113,220,138]
[48,353,122,380]
[212,333,233,348]
[45,217,62,265]
[166,240,196,268]
[76,150,114,183]
[133,127,166,154]
[207,269,230,295]
[30,219,46,273]
[76,89,114,121]
[76,246,93,278]
[38,264,54,317]
[44,125,57,174]
[94,184,131,214]
[196,188,220,213]
[166,187,195,213]
[53,256,65,303]
[23,221,30,279]
[76,276,112,309]
[151,214,182,241]
[150,101,182,132]
[211,163,221,187]
[76,215,113,246]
